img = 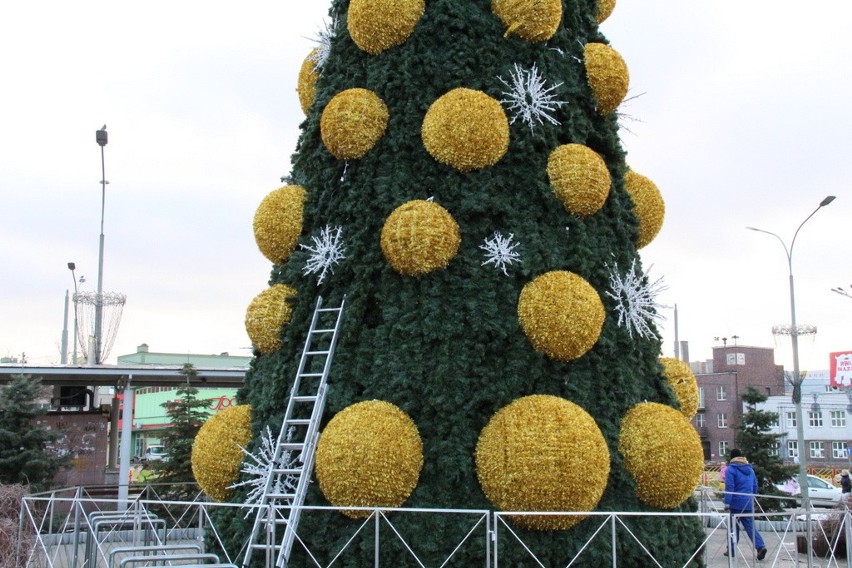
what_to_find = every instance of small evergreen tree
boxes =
[150,365,210,499]
[0,376,65,491]
[735,387,798,509]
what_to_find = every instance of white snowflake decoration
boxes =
[229,426,300,517]
[307,18,336,72]
[301,225,346,285]
[605,260,668,339]
[498,63,566,132]
[480,232,522,276]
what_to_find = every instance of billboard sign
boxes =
[830,351,852,388]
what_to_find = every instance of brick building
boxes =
[692,345,785,462]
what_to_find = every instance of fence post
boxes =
[374,510,380,568]
[611,514,617,568]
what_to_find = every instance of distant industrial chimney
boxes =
[679,341,689,363]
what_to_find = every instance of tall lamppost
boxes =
[67,262,80,365]
[94,126,108,364]
[746,195,836,511]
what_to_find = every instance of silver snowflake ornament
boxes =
[498,63,566,133]
[230,426,300,517]
[301,225,346,285]
[307,18,336,72]
[480,232,522,276]
[605,260,668,339]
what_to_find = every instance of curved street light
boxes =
[746,194,835,515]
[832,286,852,299]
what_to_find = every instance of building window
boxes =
[698,387,705,409]
[769,415,779,428]
[831,410,846,428]
[788,440,798,458]
[695,413,705,428]
[809,411,823,428]
[786,411,797,428]
[719,441,729,458]
[832,441,848,459]
[810,441,824,459]
[716,385,727,401]
[718,413,728,428]
[770,442,780,457]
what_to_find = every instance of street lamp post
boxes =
[746,195,836,512]
[67,262,80,365]
[94,126,108,365]
[832,286,852,299]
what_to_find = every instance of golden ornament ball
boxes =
[191,404,252,502]
[348,0,425,55]
[321,88,389,160]
[381,200,461,276]
[315,400,423,518]
[660,357,699,419]
[422,88,509,172]
[624,169,665,248]
[584,42,629,114]
[518,271,605,362]
[253,185,307,264]
[244,284,297,354]
[547,144,611,216]
[297,49,320,115]
[619,402,704,509]
[492,0,562,42]
[476,395,610,530]
[597,0,616,24]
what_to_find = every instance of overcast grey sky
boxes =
[1,1,850,372]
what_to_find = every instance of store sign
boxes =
[830,351,852,387]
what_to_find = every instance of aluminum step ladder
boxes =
[242,295,345,568]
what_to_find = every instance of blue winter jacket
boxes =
[724,458,758,511]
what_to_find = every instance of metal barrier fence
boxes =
[15,485,852,567]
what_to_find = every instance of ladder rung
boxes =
[278,443,305,451]
[251,542,283,550]
[292,395,317,402]
[266,492,297,500]
[271,467,302,475]
[285,419,311,426]
[305,350,330,356]
[298,373,323,378]
[316,307,340,313]
[311,328,336,334]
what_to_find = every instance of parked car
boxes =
[775,474,843,507]
[142,445,168,463]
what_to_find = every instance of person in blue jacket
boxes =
[724,448,767,560]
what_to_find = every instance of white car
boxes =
[776,474,843,506]
[143,445,168,462]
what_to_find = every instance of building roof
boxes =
[0,364,246,388]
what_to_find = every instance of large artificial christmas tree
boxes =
[227,0,706,565]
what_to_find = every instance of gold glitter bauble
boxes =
[348,0,425,55]
[619,402,704,509]
[297,49,320,115]
[321,88,389,160]
[476,395,610,530]
[518,271,605,362]
[492,0,562,42]
[597,0,616,24]
[547,144,611,216]
[624,169,665,248]
[660,357,699,419]
[191,405,252,502]
[315,400,423,518]
[381,200,461,276]
[422,88,509,172]
[253,185,307,264]
[244,284,297,354]
[584,42,629,115]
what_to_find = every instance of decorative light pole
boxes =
[746,195,836,511]
[94,126,108,364]
[67,262,80,365]
[832,285,852,299]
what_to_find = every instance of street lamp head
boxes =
[820,195,836,207]
[67,262,76,271]
[96,126,108,147]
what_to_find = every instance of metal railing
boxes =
[15,485,852,567]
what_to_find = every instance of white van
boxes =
[143,445,168,462]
